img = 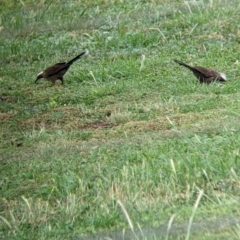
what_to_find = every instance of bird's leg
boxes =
[60,77,64,85]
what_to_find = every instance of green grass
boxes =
[1,0,240,239]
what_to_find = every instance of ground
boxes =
[1,0,240,239]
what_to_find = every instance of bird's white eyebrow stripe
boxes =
[37,71,44,76]
[219,73,227,80]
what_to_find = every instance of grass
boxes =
[1,0,240,239]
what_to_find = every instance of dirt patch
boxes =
[0,112,13,120]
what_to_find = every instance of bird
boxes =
[35,50,89,85]
[173,59,226,84]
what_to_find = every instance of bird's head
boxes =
[219,72,227,82]
[35,71,44,83]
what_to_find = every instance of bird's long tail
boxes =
[173,59,193,70]
[67,50,89,65]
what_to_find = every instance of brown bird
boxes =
[173,59,226,84]
[35,50,89,85]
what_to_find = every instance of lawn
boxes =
[1,0,240,239]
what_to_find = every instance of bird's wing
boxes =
[193,66,218,78]
[44,62,68,77]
